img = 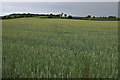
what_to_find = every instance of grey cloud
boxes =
[1,2,118,17]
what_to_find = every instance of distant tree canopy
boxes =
[1,13,119,21]
[48,13,54,18]
[87,15,91,18]
[55,14,61,18]
[48,13,69,18]
[108,16,116,18]
[93,16,95,18]
[64,14,67,18]
[68,15,73,19]
[61,13,63,17]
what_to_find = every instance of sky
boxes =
[1,0,120,2]
[1,2,119,17]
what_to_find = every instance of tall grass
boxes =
[2,18,118,78]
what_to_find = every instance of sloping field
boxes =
[2,18,118,78]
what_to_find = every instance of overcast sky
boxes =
[1,0,120,2]
[1,2,118,17]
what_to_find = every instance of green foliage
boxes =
[2,13,119,21]
[108,16,116,18]
[64,14,67,18]
[72,17,119,21]
[2,18,118,78]
[86,15,91,18]
[68,15,72,19]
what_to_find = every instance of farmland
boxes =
[2,18,118,78]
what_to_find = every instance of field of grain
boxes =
[2,18,118,78]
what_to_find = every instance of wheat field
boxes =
[2,18,118,78]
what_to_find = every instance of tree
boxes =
[7,16,12,19]
[108,16,116,18]
[49,13,53,17]
[2,16,7,19]
[61,13,63,17]
[64,14,67,18]
[93,16,95,18]
[48,13,54,18]
[87,15,91,18]
[68,15,72,19]
[55,14,61,18]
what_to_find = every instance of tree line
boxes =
[72,15,119,21]
[1,13,73,19]
[1,13,119,21]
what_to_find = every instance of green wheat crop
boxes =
[2,18,118,78]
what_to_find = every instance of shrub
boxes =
[68,15,72,19]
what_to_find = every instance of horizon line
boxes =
[0,12,118,18]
